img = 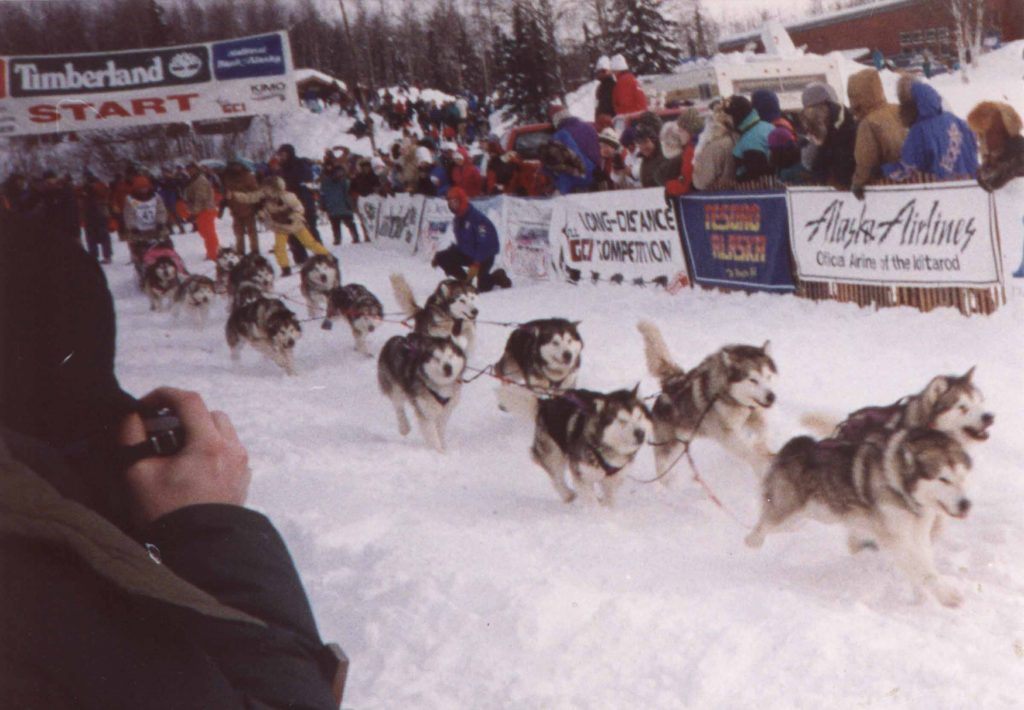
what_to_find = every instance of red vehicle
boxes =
[499,122,555,196]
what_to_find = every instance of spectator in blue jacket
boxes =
[883,77,979,181]
[430,187,512,291]
[722,95,774,182]
[319,163,361,245]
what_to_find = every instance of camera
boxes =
[118,406,186,466]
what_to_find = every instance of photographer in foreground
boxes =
[0,198,345,708]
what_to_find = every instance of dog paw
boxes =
[930,577,964,608]
[744,530,764,548]
[561,490,577,504]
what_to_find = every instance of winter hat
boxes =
[596,55,611,72]
[371,156,387,174]
[660,122,685,160]
[610,54,628,72]
[130,175,152,193]
[598,127,622,150]
[415,146,433,165]
[452,150,466,163]
[447,187,469,216]
[801,82,838,109]
[767,126,798,151]
[676,108,705,137]
[547,102,570,127]
[440,141,458,153]
[633,111,663,142]
[723,95,754,128]
[751,89,782,123]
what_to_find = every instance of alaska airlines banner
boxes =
[371,193,424,256]
[678,191,795,292]
[0,32,294,136]
[787,182,1002,287]
[550,188,690,287]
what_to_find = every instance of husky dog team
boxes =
[130,245,996,607]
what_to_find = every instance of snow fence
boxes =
[357,179,1013,316]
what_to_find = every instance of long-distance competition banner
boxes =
[788,182,1001,287]
[0,32,295,136]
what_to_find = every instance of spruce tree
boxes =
[608,0,681,74]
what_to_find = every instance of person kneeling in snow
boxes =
[259,176,331,277]
[431,187,512,291]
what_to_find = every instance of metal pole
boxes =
[337,0,377,152]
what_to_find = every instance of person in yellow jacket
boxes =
[258,176,330,276]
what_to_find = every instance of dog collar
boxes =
[425,385,451,406]
[588,445,624,477]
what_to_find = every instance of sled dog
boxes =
[500,385,650,507]
[225,297,302,375]
[390,273,478,355]
[637,320,777,479]
[494,318,583,395]
[215,247,241,294]
[325,284,384,356]
[809,368,994,451]
[142,256,181,312]
[230,281,266,312]
[228,252,275,300]
[377,333,466,452]
[300,254,341,317]
[745,427,973,608]
[173,274,216,325]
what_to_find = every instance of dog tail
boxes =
[799,412,838,437]
[389,273,419,317]
[636,320,684,383]
[496,384,539,421]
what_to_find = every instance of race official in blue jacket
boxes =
[430,187,512,292]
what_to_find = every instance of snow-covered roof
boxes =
[294,68,347,91]
[719,0,920,47]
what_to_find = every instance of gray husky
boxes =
[390,273,479,356]
[494,318,583,395]
[637,320,777,480]
[225,297,302,375]
[228,252,274,301]
[300,254,341,317]
[500,386,650,507]
[172,274,216,326]
[214,247,241,294]
[378,333,466,452]
[745,428,973,608]
[142,256,181,312]
[325,284,384,356]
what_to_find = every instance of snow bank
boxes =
[110,211,1024,708]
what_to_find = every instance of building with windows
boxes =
[718,0,1022,66]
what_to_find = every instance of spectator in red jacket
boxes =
[610,54,648,116]
[451,148,483,197]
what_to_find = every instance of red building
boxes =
[719,0,1023,64]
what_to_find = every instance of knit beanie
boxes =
[751,89,782,122]
[676,108,705,137]
[801,82,838,109]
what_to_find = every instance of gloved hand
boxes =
[852,185,865,201]
[466,262,481,282]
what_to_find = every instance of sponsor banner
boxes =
[0,32,294,136]
[678,191,796,292]
[415,197,454,262]
[371,193,424,255]
[356,194,382,244]
[992,187,1024,298]
[788,182,1002,287]
[503,197,554,282]
[550,188,689,286]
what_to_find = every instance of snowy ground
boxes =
[110,212,1024,708]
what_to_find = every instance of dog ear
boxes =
[630,382,640,399]
[438,282,451,300]
[720,350,732,368]
[921,375,950,407]
[761,340,772,357]
[962,366,976,383]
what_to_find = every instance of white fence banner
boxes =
[503,197,555,282]
[788,182,1002,287]
[549,187,690,285]
[414,197,454,262]
[371,193,424,255]
[0,32,295,137]
[356,194,382,244]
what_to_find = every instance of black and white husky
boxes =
[173,274,216,326]
[142,256,181,312]
[228,252,275,300]
[390,273,479,355]
[325,284,384,356]
[500,386,650,507]
[230,281,266,312]
[225,297,302,375]
[377,333,466,452]
[746,427,973,608]
[299,254,341,317]
[215,247,241,294]
[494,318,583,397]
[637,320,777,480]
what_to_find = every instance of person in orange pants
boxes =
[183,163,221,260]
[258,176,330,276]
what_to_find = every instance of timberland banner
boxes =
[0,32,294,136]
[787,182,1002,287]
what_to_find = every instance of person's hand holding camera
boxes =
[119,387,251,524]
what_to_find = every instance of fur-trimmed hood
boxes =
[847,68,888,120]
